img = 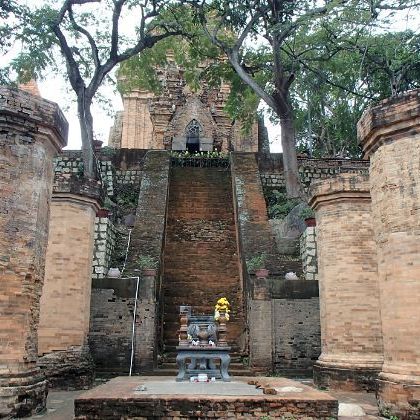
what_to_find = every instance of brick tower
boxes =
[109,56,267,153]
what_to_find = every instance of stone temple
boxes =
[0,62,419,419]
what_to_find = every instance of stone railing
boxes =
[170,153,230,168]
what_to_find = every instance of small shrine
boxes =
[176,299,232,381]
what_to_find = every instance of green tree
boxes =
[4,0,189,178]
[192,0,420,196]
[292,29,420,157]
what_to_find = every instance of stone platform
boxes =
[74,376,338,419]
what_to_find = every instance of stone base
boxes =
[0,368,48,418]
[314,362,380,392]
[74,376,338,419]
[377,372,420,419]
[37,346,94,390]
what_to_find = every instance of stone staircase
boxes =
[155,165,250,375]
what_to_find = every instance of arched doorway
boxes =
[185,119,201,153]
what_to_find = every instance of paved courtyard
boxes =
[28,377,385,419]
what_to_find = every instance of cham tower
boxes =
[109,52,268,153]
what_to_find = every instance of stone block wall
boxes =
[115,169,142,186]
[300,227,318,281]
[54,153,83,182]
[258,154,369,194]
[99,159,115,196]
[92,217,116,279]
[89,278,142,375]
[272,280,321,376]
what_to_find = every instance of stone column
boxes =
[37,182,101,389]
[0,87,67,417]
[248,272,273,373]
[309,174,383,391]
[358,90,420,417]
[134,270,158,372]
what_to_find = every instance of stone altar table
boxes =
[175,346,231,381]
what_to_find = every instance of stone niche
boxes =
[167,97,217,151]
[0,87,67,417]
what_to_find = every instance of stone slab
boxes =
[74,376,338,419]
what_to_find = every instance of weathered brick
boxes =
[309,173,383,391]
[359,89,420,418]
[0,87,67,417]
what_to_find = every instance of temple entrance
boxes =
[186,119,200,153]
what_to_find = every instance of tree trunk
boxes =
[280,117,301,198]
[77,95,95,179]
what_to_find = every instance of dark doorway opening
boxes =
[186,119,200,153]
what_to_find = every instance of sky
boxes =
[37,78,282,152]
[27,2,419,153]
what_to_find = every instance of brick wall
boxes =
[0,87,67,417]
[230,152,278,371]
[358,89,420,417]
[121,90,155,149]
[89,278,140,375]
[231,153,282,274]
[38,195,99,354]
[122,151,171,369]
[309,173,383,391]
[125,151,170,272]
[272,280,321,375]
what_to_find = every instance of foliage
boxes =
[191,0,420,196]
[3,0,193,178]
[264,189,301,219]
[170,150,230,168]
[299,206,315,220]
[136,255,158,270]
[115,188,139,209]
[292,29,420,158]
[381,406,400,420]
[246,253,267,272]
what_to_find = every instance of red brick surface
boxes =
[162,167,245,354]
[74,376,338,419]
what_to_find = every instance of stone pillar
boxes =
[38,182,101,389]
[0,87,67,417]
[248,272,273,373]
[309,174,383,391]
[134,270,158,372]
[358,90,420,417]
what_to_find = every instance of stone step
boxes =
[162,167,245,355]
[151,367,254,377]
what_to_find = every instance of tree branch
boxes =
[67,5,100,68]
[227,48,278,112]
[110,0,125,60]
